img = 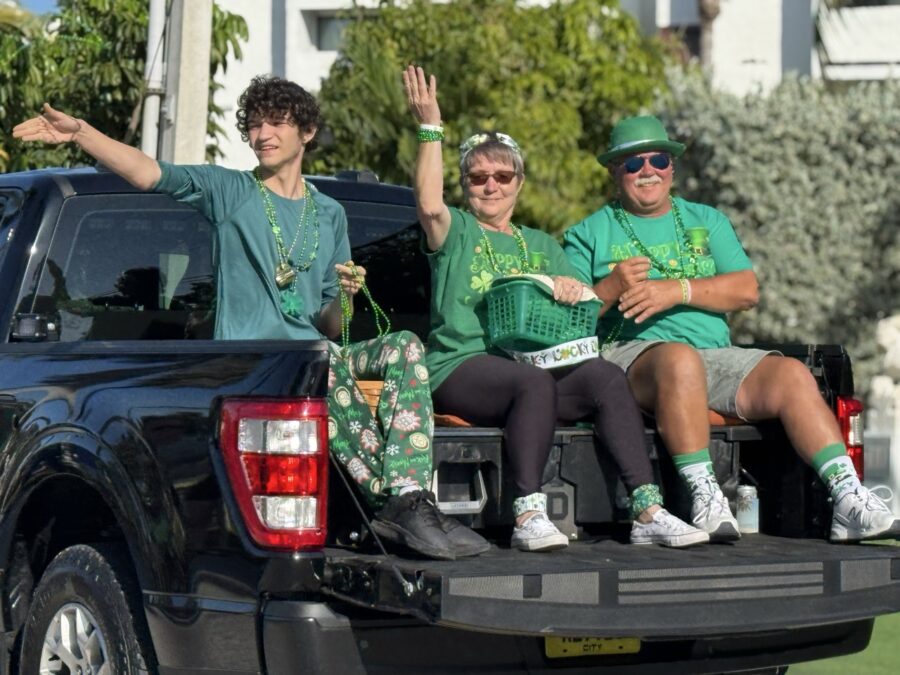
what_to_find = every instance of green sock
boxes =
[811,443,861,501]
[630,483,663,520]
[673,448,715,490]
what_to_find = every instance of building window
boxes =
[317,16,349,51]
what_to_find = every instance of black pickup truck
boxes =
[0,167,898,675]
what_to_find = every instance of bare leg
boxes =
[734,355,841,463]
[628,343,738,540]
[627,343,710,454]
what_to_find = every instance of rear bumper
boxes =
[260,601,875,675]
[145,591,878,675]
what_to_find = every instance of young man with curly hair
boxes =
[14,76,488,561]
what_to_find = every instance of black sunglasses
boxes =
[621,153,671,174]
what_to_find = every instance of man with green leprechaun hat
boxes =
[563,115,899,543]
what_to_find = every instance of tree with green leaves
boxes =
[660,70,900,395]
[313,0,673,236]
[0,0,247,172]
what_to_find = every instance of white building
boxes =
[212,0,900,168]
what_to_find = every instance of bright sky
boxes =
[19,0,58,14]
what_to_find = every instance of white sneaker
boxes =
[511,512,569,552]
[631,508,710,548]
[691,475,741,542]
[830,485,899,542]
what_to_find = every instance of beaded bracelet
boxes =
[417,124,444,143]
[679,278,693,305]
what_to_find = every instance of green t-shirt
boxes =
[425,207,578,390]
[562,197,752,348]
[154,162,350,340]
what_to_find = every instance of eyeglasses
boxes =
[620,153,671,174]
[466,171,519,186]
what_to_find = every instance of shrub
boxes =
[660,71,900,395]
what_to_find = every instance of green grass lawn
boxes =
[789,612,900,674]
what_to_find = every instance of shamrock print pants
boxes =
[327,330,434,509]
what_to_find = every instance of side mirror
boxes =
[10,313,60,342]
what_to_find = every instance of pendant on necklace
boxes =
[280,290,303,317]
[275,262,297,289]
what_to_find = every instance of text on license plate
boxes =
[545,637,641,659]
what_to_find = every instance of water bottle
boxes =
[736,485,759,534]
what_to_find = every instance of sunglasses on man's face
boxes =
[466,171,519,186]
[620,153,671,174]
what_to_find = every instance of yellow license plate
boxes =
[545,636,641,659]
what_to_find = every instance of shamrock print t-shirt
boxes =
[424,207,577,390]
[562,197,752,348]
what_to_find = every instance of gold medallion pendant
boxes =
[275,262,297,289]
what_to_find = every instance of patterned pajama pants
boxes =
[327,330,434,509]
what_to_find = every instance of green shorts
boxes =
[601,341,780,420]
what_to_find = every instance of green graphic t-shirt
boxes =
[562,197,752,348]
[154,162,350,340]
[426,207,577,390]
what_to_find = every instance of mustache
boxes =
[634,176,663,187]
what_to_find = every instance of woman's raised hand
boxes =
[13,104,82,144]
[402,65,441,126]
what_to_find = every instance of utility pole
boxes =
[140,0,166,158]
[159,0,213,164]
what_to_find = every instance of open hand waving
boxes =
[402,65,442,126]
[13,104,82,144]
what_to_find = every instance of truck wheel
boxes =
[19,543,155,674]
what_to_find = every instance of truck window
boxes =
[340,200,430,340]
[30,193,215,341]
[0,189,24,253]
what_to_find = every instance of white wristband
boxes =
[418,123,444,131]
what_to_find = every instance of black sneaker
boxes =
[428,495,492,557]
[372,490,456,560]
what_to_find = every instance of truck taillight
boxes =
[220,398,328,550]
[837,396,864,481]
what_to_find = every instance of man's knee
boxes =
[394,329,422,346]
[634,342,706,385]
[764,356,822,402]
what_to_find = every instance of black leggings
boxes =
[432,354,654,497]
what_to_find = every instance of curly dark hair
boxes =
[235,75,321,151]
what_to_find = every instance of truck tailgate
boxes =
[323,536,900,637]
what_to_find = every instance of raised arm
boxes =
[402,66,451,251]
[13,104,161,190]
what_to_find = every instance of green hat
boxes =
[597,115,685,165]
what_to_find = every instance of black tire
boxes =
[20,543,156,674]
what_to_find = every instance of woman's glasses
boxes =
[621,153,671,174]
[466,171,519,186]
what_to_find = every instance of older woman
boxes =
[402,66,707,551]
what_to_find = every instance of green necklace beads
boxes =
[479,222,533,275]
[603,197,697,346]
[339,267,391,358]
[253,168,320,293]
[611,196,696,280]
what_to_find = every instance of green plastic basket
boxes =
[485,278,601,352]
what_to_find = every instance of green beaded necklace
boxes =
[479,222,533,275]
[339,267,391,358]
[611,196,696,280]
[253,168,320,317]
[602,197,697,346]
